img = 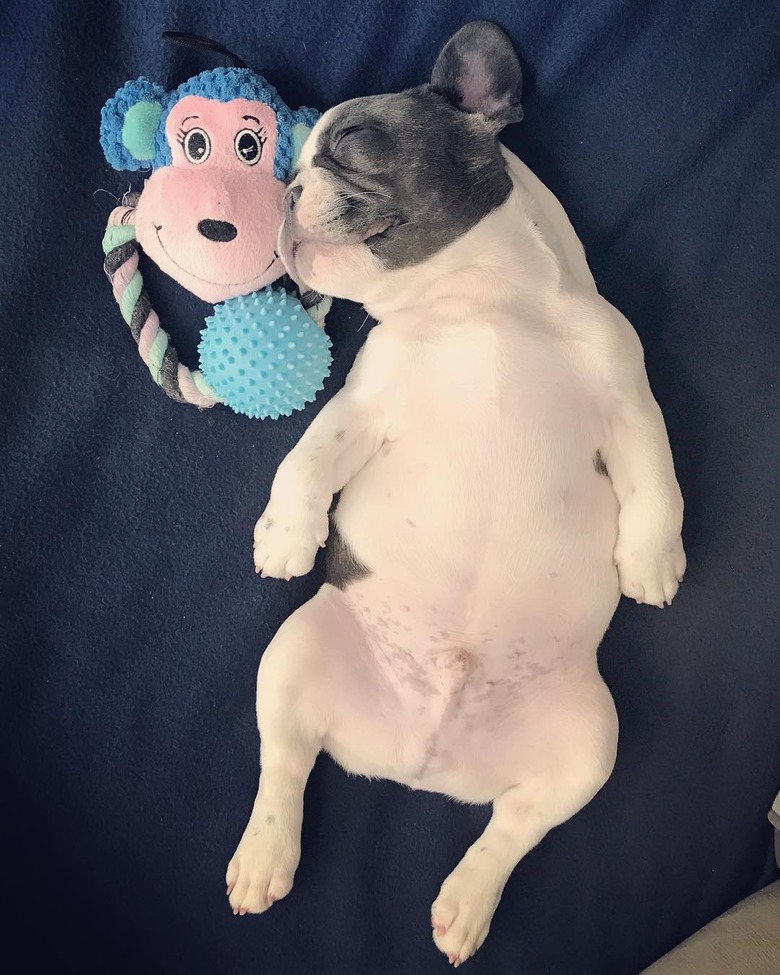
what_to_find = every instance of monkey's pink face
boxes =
[135,95,285,303]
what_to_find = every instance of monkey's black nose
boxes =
[197,219,237,242]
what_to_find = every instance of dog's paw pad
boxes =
[226,827,299,916]
[431,864,500,965]
[616,534,686,607]
[253,507,328,580]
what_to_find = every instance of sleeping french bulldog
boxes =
[227,21,685,966]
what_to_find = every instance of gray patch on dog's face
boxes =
[594,450,609,477]
[309,88,512,270]
[326,515,371,590]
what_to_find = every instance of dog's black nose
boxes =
[197,219,237,242]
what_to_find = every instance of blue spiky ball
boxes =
[198,288,332,419]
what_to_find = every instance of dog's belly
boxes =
[323,325,621,799]
[335,322,620,631]
[321,610,614,802]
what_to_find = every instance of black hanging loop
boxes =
[162,31,247,68]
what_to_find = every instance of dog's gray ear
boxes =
[430,21,523,131]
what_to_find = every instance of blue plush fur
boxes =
[100,67,319,181]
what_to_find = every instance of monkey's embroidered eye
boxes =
[182,128,211,164]
[234,129,264,165]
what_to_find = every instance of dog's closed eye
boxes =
[334,125,365,149]
[330,124,393,173]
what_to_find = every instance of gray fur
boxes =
[326,517,372,590]
[430,21,523,129]
[307,23,523,271]
[594,450,609,477]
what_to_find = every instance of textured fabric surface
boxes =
[1,2,779,973]
[640,881,780,974]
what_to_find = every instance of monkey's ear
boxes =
[100,78,168,171]
[286,107,320,176]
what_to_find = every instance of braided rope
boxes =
[102,195,220,408]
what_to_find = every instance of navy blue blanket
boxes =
[2,2,779,972]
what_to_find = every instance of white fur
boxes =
[228,143,685,966]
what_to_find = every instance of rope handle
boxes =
[102,194,221,408]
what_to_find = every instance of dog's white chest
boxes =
[336,316,618,618]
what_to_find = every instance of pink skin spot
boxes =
[135,95,287,304]
[459,54,510,117]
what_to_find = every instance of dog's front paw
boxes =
[253,504,328,580]
[431,861,501,967]
[615,513,686,608]
[226,822,300,916]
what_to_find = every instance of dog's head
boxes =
[279,21,523,304]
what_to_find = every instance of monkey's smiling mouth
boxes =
[154,225,279,286]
